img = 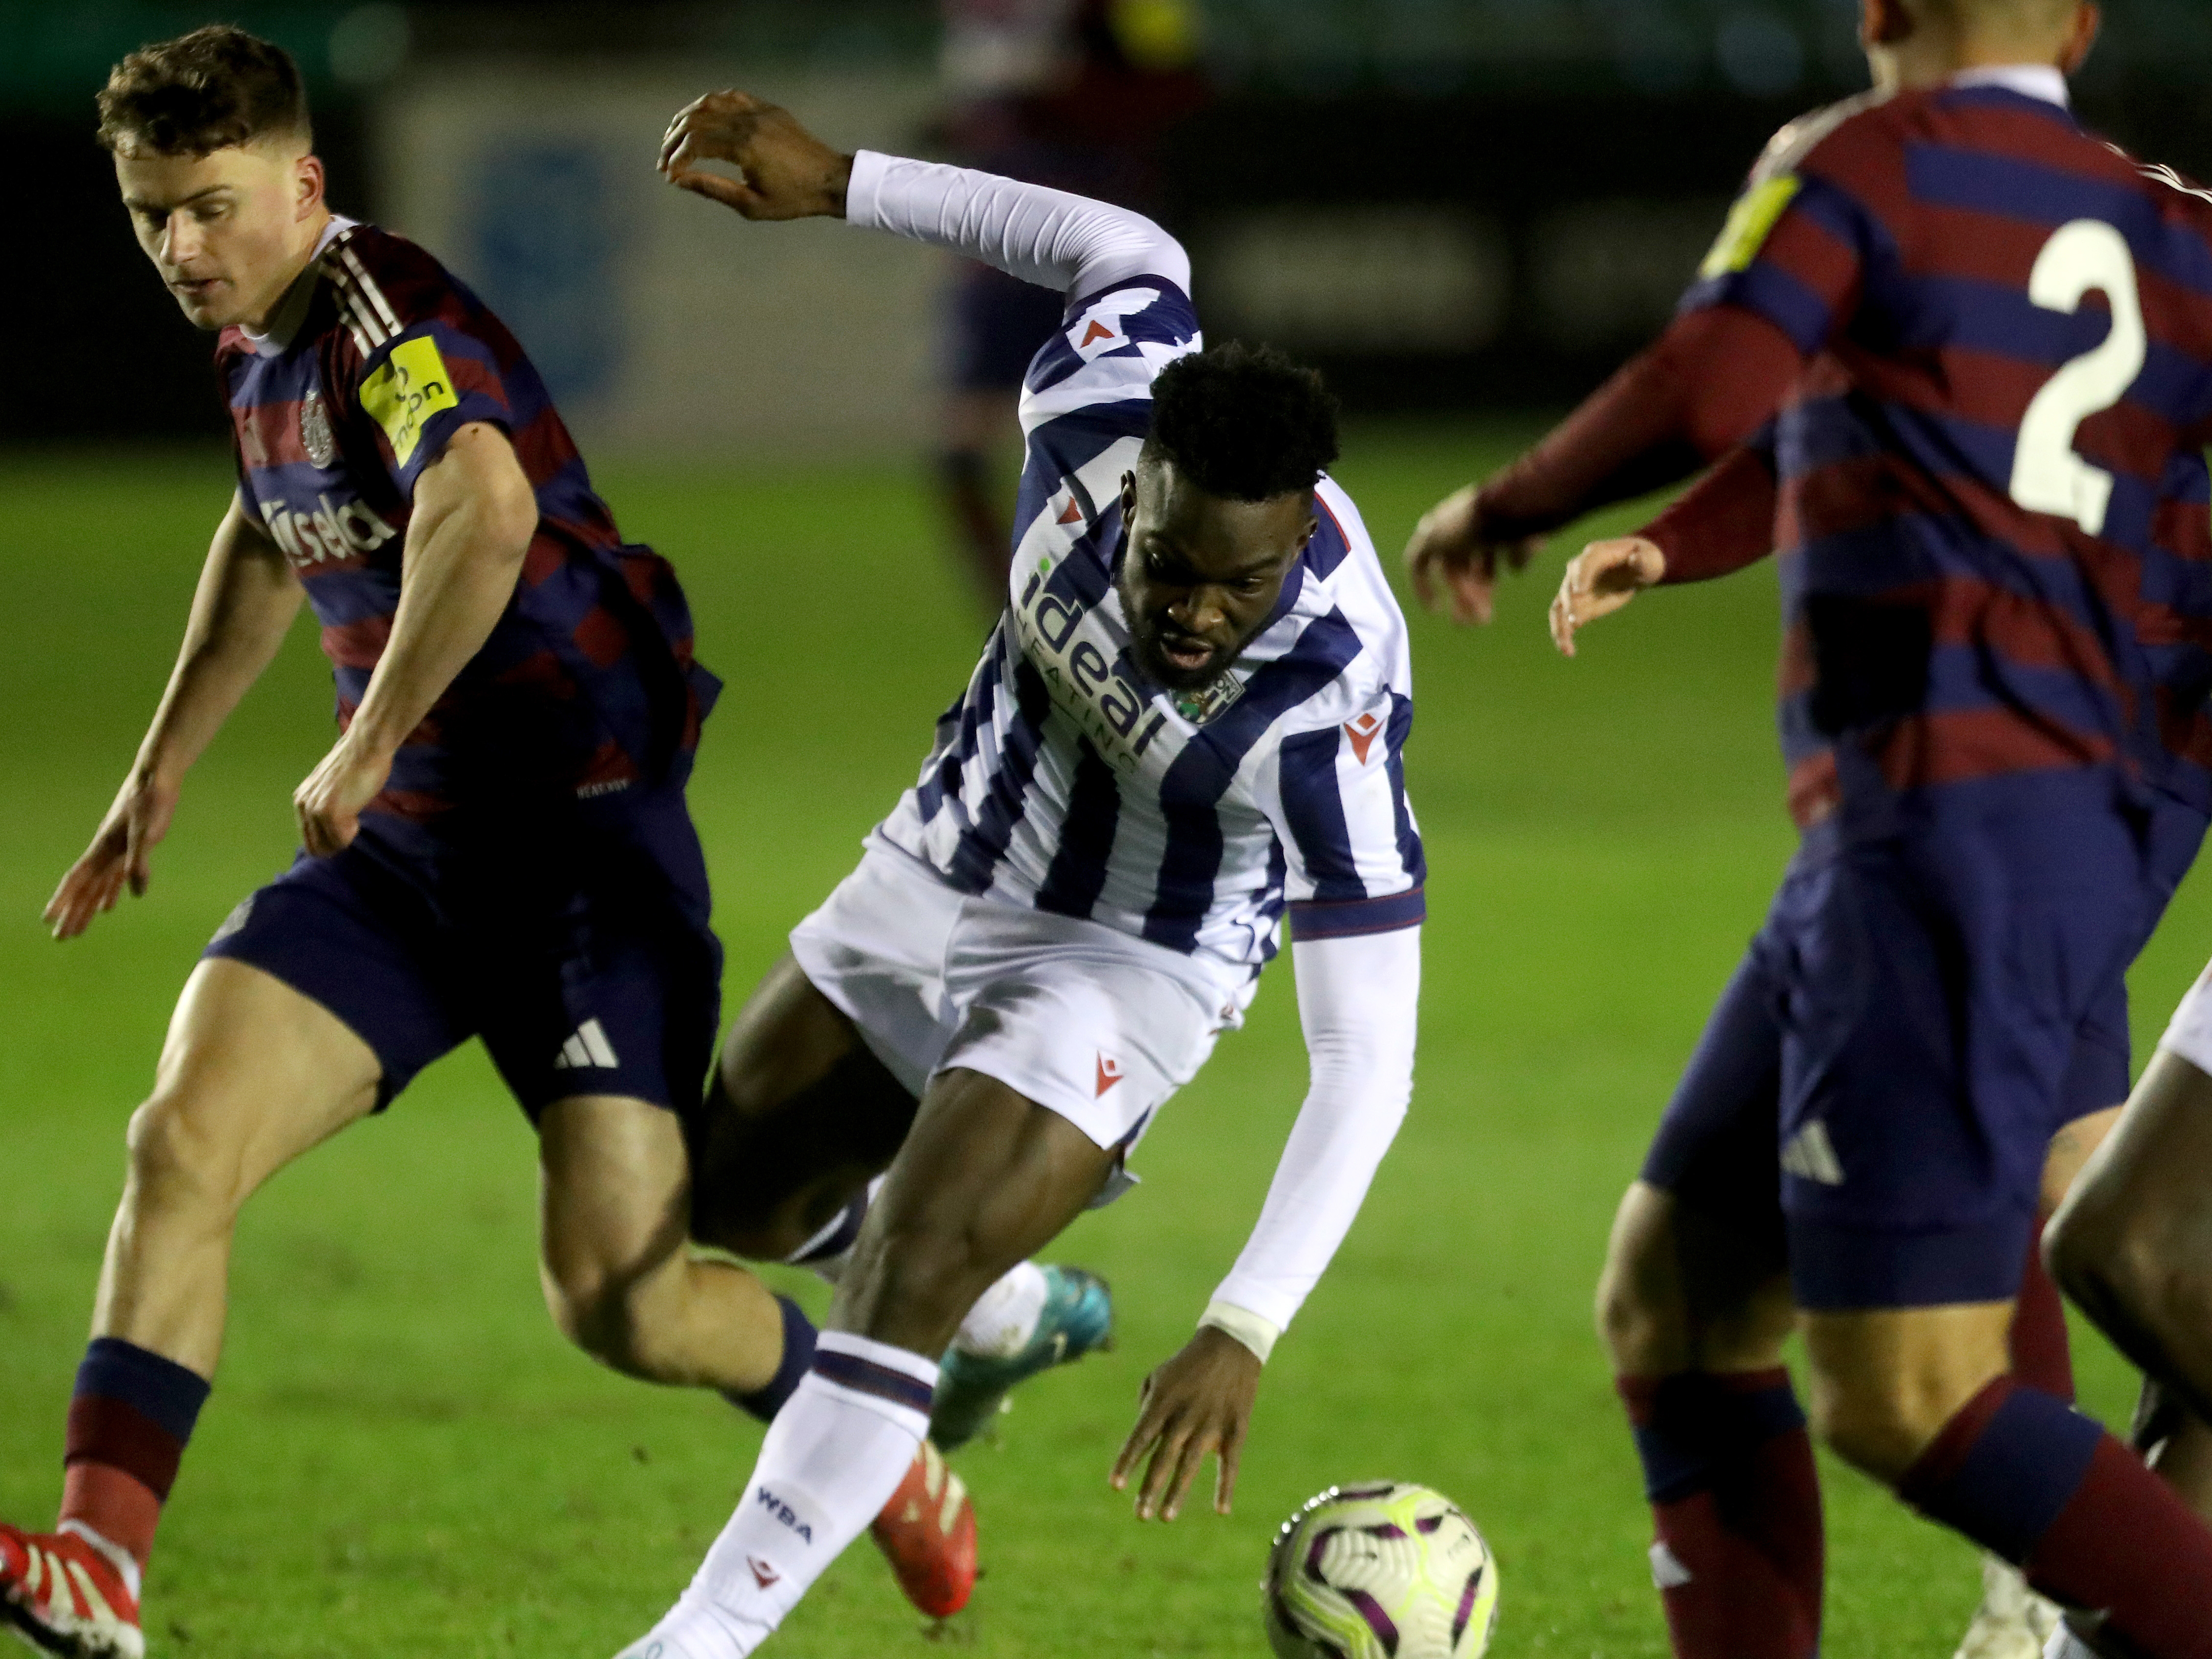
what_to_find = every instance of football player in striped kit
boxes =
[633,92,1426,1656]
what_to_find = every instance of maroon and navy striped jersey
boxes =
[215,219,717,859]
[1678,77,2212,832]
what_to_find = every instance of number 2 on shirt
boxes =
[2009,219,2148,537]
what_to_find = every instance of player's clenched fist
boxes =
[657,90,853,221]
[1549,535,1666,658]
[43,769,180,940]
[1403,485,1544,627]
[293,733,394,859]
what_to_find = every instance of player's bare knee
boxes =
[1806,1376,1935,1485]
[1596,1185,1685,1373]
[542,1260,678,1380]
[123,1088,249,1219]
[1596,1248,1678,1373]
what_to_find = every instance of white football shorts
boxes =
[2160,957,2212,1079]
[789,839,1257,1154]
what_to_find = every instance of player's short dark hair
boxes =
[1143,341,1341,503]
[96,25,311,157]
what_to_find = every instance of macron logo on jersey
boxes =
[1065,285,1167,363]
[1345,712,1383,764]
[552,1019,619,1072]
[1073,316,1123,358]
[1095,1054,1125,1096]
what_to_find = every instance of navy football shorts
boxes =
[944,261,1068,394]
[203,791,722,1123]
[1644,783,2205,1311]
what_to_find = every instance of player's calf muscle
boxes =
[837,1072,1110,1349]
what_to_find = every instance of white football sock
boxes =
[2044,1623,2101,1659]
[954,1260,1050,1358]
[629,1333,936,1659]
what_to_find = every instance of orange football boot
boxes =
[868,1441,977,1618]
[0,1524,143,1659]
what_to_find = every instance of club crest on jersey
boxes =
[1173,672,1244,726]
[298,388,337,469]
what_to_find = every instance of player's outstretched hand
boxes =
[658,90,853,220]
[1403,485,1544,627]
[1550,536,1666,657]
[44,769,179,940]
[1110,1326,1262,1522]
[294,734,394,860]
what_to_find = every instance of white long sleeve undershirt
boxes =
[1203,926,1422,1358]
[844,148,1190,301]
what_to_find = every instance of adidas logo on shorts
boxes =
[1780,1120,1844,1186]
[552,1018,620,1071]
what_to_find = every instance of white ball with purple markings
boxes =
[1262,1481,1499,1659]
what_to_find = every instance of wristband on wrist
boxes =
[1199,1300,1281,1364]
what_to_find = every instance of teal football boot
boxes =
[932,1265,1114,1452]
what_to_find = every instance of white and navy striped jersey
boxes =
[872,273,1424,973]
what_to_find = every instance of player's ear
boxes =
[1121,469,1139,518]
[1860,0,1912,47]
[293,152,326,218]
[2060,2,2101,75]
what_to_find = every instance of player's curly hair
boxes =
[1144,341,1341,502]
[96,25,311,157]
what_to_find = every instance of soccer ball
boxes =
[1262,1481,1499,1659]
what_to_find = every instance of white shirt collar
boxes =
[1949,65,2070,109]
[241,215,358,357]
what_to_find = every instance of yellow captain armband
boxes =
[1200,1300,1282,1363]
[1699,176,1803,281]
[360,334,460,467]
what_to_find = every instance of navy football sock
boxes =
[61,1336,212,1571]
[1618,1369,1822,1659]
[727,1295,819,1425]
[1901,1377,2212,1658]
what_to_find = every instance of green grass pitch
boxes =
[0,427,2201,1658]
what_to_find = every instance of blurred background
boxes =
[15,0,2212,459]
